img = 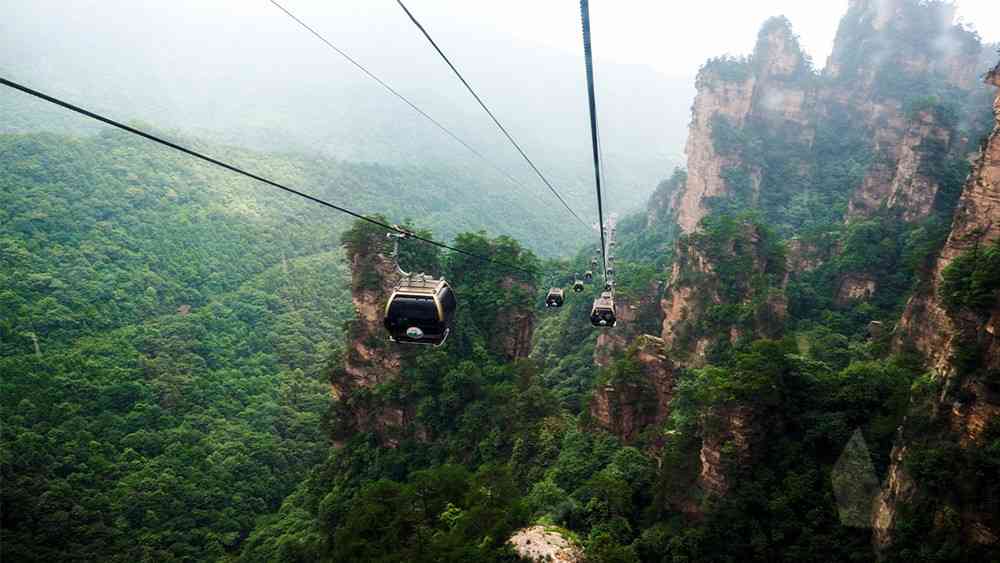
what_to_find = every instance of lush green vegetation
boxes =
[4,1,998,560]
[940,240,1000,317]
[0,131,353,560]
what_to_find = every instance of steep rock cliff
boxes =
[492,277,536,361]
[875,62,1000,555]
[329,224,417,446]
[660,218,786,367]
[589,335,675,443]
[823,0,986,222]
[697,404,770,500]
[674,18,815,234]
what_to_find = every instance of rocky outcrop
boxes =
[507,526,583,563]
[895,64,1000,376]
[836,273,878,305]
[823,0,988,222]
[660,220,786,367]
[676,68,756,234]
[590,335,675,443]
[698,404,769,500]
[674,18,814,234]
[335,235,403,395]
[875,62,1000,554]
[847,108,957,221]
[491,277,535,361]
[330,224,416,446]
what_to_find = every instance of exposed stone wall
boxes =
[895,66,1000,376]
[330,228,416,447]
[875,62,1000,553]
[491,277,536,361]
[674,21,816,235]
[676,73,757,233]
[660,221,786,368]
[697,404,770,500]
[589,336,675,443]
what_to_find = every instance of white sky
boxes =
[394,0,1000,78]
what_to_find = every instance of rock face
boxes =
[491,277,535,361]
[697,405,769,500]
[507,526,583,563]
[674,18,814,234]
[823,0,987,222]
[336,235,403,395]
[895,67,1000,376]
[330,225,418,447]
[875,62,1000,554]
[590,335,675,443]
[660,220,786,367]
[593,281,663,367]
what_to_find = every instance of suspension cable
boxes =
[394,0,591,230]
[0,76,537,276]
[270,0,588,232]
[579,0,609,282]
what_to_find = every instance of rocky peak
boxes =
[674,18,816,234]
[337,224,404,394]
[753,17,808,80]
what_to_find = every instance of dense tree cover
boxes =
[0,127,563,561]
[0,130,361,560]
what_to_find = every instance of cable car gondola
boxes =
[584,270,593,282]
[590,291,616,327]
[384,275,457,346]
[545,287,565,308]
[573,278,585,293]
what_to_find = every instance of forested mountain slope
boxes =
[238,2,1000,562]
[0,124,574,560]
[4,1,1000,562]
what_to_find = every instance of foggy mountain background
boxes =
[1,0,692,226]
[4,1,997,235]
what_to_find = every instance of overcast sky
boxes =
[390,0,1000,78]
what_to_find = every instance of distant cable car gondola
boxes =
[545,288,565,308]
[573,278,585,293]
[591,258,598,268]
[584,270,593,282]
[590,291,616,327]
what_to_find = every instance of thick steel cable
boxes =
[394,0,591,230]
[0,76,537,276]
[579,0,608,281]
[271,0,588,231]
